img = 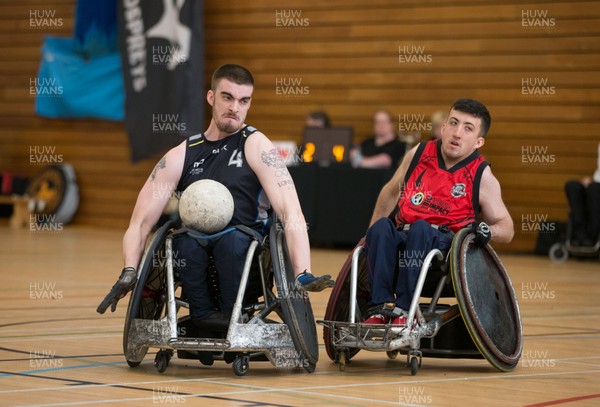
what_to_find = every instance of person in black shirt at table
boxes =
[350,110,406,169]
[305,110,331,129]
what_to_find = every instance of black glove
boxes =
[96,267,137,314]
[471,221,491,246]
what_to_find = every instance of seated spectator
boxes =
[430,110,447,140]
[351,110,407,169]
[305,110,331,128]
[564,142,600,246]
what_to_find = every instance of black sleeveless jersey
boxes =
[177,125,270,232]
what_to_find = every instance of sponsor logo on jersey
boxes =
[190,159,205,175]
[451,183,466,198]
[410,192,424,206]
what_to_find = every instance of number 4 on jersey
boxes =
[228,149,243,167]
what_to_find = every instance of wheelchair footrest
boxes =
[318,319,440,352]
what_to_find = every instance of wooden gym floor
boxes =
[0,224,599,406]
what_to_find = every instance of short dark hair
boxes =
[307,110,331,127]
[373,109,394,124]
[211,64,254,90]
[449,98,491,137]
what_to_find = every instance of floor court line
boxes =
[6,367,600,398]
[523,393,600,407]
[16,369,600,407]
[0,333,121,343]
[0,325,123,334]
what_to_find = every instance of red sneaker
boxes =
[390,315,407,326]
[363,314,389,324]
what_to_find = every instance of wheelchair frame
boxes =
[319,228,522,375]
[123,217,318,376]
[549,221,600,263]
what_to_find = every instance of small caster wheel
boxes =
[154,350,171,373]
[338,351,346,371]
[549,243,568,263]
[126,360,141,368]
[409,357,419,376]
[233,355,249,376]
[386,350,398,360]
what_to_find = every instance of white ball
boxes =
[178,179,234,233]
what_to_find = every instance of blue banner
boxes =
[35,0,124,121]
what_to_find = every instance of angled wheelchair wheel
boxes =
[123,220,177,366]
[270,221,319,372]
[322,238,370,362]
[449,228,523,372]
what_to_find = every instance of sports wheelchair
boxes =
[548,222,600,263]
[122,214,319,376]
[318,227,522,375]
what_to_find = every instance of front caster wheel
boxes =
[338,351,346,371]
[154,350,171,373]
[409,357,419,376]
[233,355,249,376]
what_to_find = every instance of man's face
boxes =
[373,111,394,137]
[440,109,485,163]
[207,79,253,134]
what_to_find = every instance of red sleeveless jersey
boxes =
[395,139,489,232]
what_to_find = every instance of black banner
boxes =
[119,0,204,162]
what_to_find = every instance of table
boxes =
[288,164,395,247]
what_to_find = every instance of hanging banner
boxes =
[119,0,205,162]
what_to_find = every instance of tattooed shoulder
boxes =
[261,148,285,169]
[151,156,167,180]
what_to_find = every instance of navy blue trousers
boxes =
[173,230,253,320]
[364,218,453,311]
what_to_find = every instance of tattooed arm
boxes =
[122,141,186,269]
[245,132,311,277]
